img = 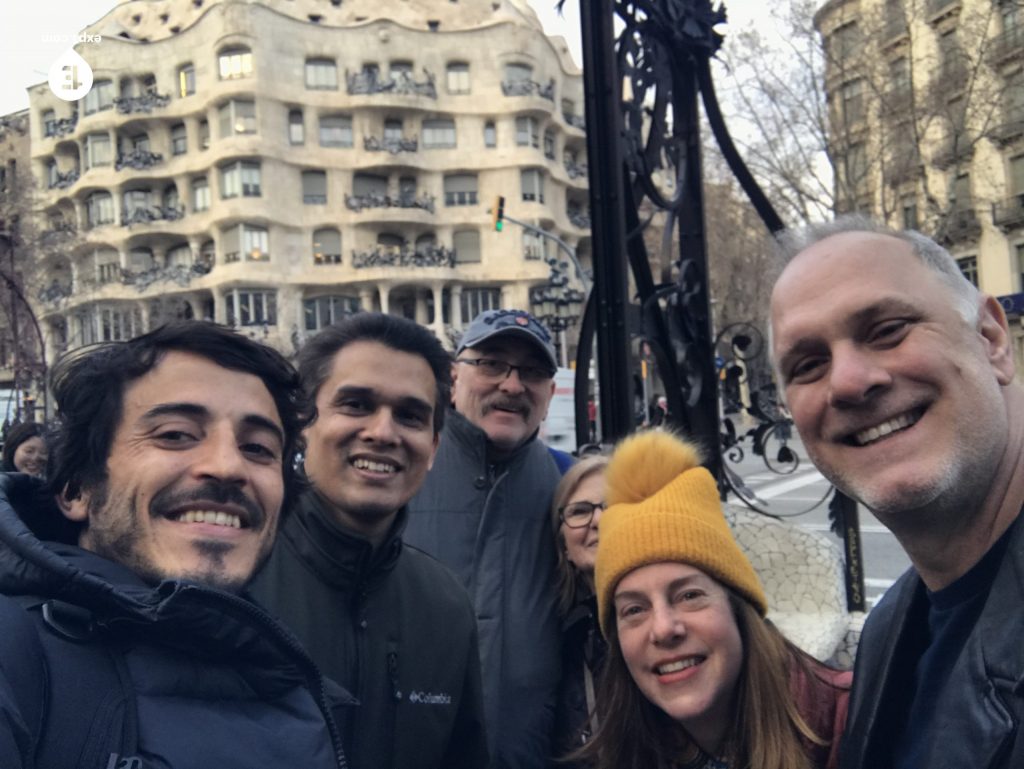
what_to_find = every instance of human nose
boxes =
[827,344,892,407]
[498,366,527,394]
[361,408,400,444]
[650,601,684,644]
[193,426,248,483]
[590,503,605,530]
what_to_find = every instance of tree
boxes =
[716,0,1013,242]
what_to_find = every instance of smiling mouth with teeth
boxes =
[172,510,243,529]
[656,657,704,675]
[851,408,924,446]
[352,458,398,473]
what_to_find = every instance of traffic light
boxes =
[492,195,505,232]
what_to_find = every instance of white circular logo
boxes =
[48,49,93,102]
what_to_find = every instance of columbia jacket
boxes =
[0,473,350,769]
[405,410,563,769]
[251,490,488,769]
[840,515,1024,769]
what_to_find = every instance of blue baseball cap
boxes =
[457,309,558,372]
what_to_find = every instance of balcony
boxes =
[115,148,164,171]
[43,115,78,138]
[993,195,1024,230]
[927,0,960,20]
[989,25,1024,65]
[501,78,556,102]
[364,135,418,154]
[121,205,184,227]
[113,92,170,115]
[49,169,80,189]
[989,108,1024,145]
[346,70,437,99]
[931,135,973,169]
[564,158,588,180]
[351,244,455,269]
[563,112,586,130]
[942,207,981,243]
[121,261,212,292]
[37,279,73,305]
[567,208,591,229]
[345,191,435,214]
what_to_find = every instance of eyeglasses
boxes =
[559,501,606,528]
[456,357,555,384]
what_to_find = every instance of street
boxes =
[724,434,912,610]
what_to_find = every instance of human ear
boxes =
[977,295,1015,385]
[57,487,88,523]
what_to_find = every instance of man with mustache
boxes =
[769,216,1024,769]
[405,308,564,769]
[0,322,349,769]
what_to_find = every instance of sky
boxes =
[0,0,781,117]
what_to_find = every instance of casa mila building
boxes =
[26,0,588,360]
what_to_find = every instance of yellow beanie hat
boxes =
[595,430,768,636]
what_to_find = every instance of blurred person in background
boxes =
[551,455,609,761]
[1,422,48,477]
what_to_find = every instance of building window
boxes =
[523,230,546,260]
[97,260,121,284]
[192,177,210,211]
[521,168,544,203]
[543,129,555,159]
[45,161,58,188]
[830,22,862,61]
[353,172,388,197]
[83,79,114,115]
[227,289,277,326]
[516,116,539,147]
[840,79,864,125]
[453,230,481,263]
[42,110,56,138]
[87,191,115,227]
[312,228,342,264]
[461,287,501,320]
[178,64,195,97]
[446,62,470,94]
[1010,154,1024,195]
[505,63,533,83]
[957,256,978,287]
[129,247,155,271]
[422,118,456,148]
[289,109,304,145]
[901,196,917,230]
[167,245,193,267]
[305,58,338,90]
[304,294,360,330]
[389,60,413,83]
[99,307,142,341]
[444,174,478,206]
[219,47,253,79]
[220,161,261,198]
[384,119,403,142]
[302,170,328,204]
[952,173,972,210]
[319,114,353,147]
[84,134,112,169]
[199,120,210,149]
[219,99,257,137]
[163,184,180,212]
[223,224,270,263]
[171,123,187,155]
[123,189,151,220]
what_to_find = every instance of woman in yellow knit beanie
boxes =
[571,430,850,769]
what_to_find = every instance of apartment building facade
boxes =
[23,0,588,364]
[815,0,1024,361]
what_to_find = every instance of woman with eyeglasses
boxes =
[572,430,850,769]
[550,454,610,761]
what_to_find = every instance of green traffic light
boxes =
[495,221,503,232]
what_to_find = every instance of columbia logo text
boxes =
[408,690,452,705]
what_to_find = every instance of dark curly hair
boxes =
[47,321,310,514]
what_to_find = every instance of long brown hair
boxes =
[550,455,609,616]
[571,591,830,769]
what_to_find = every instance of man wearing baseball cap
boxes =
[405,309,565,769]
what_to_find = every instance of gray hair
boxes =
[773,214,981,324]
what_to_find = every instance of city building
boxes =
[815,0,1024,365]
[22,0,588,366]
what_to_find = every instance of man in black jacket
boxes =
[770,216,1024,769]
[251,313,487,769]
[0,321,349,769]
[405,309,564,769]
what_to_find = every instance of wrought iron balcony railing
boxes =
[122,261,211,291]
[43,115,78,138]
[345,191,435,214]
[351,245,455,269]
[49,169,80,189]
[115,149,164,171]
[943,207,982,243]
[113,92,171,115]
[364,135,418,154]
[563,112,586,130]
[346,70,437,99]
[990,25,1024,64]
[501,78,556,101]
[564,158,588,179]
[993,195,1024,230]
[121,205,185,227]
